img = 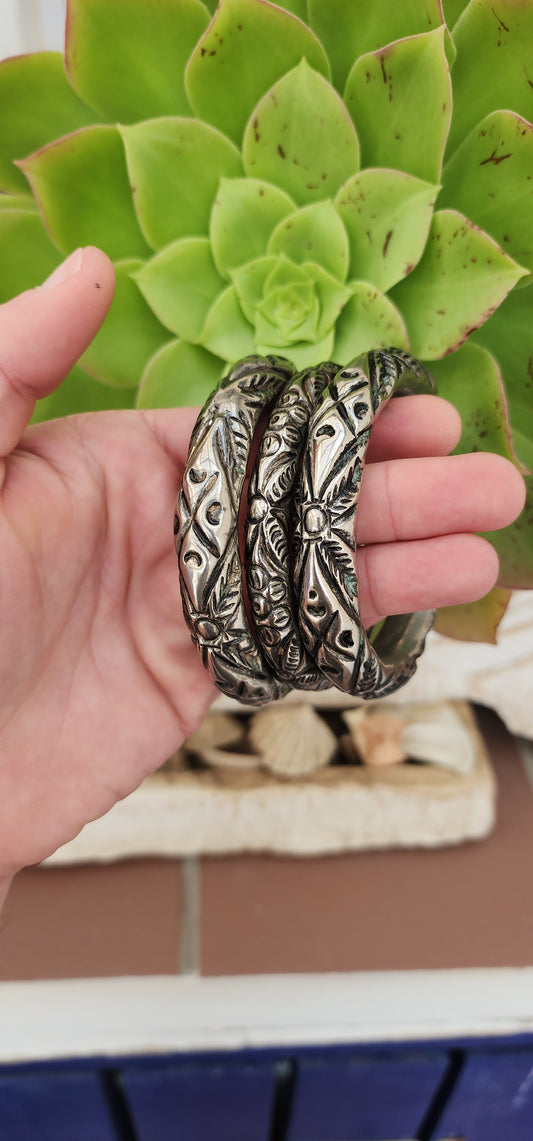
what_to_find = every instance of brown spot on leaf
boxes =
[200,47,206,56]
[437,309,446,315]
[491,7,509,33]
[382,230,393,257]
[209,50,216,56]
[278,144,286,158]
[480,149,512,165]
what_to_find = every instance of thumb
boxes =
[0,246,115,458]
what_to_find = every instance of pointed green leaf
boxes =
[0,53,100,194]
[268,200,350,281]
[304,263,352,339]
[253,258,319,346]
[447,0,533,155]
[307,0,447,91]
[80,259,169,388]
[19,125,151,259]
[186,0,329,146]
[483,475,533,588]
[434,587,512,643]
[344,28,452,184]
[441,0,471,30]
[0,209,59,303]
[427,341,522,466]
[120,118,242,251]
[242,61,360,206]
[441,111,533,274]
[134,237,226,340]
[199,285,256,360]
[66,0,209,122]
[333,282,409,363]
[428,339,532,587]
[256,330,335,371]
[232,256,278,325]
[335,169,438,293]
[137,339,223,408]
[210,178,295,278]
[30,364,136,423]
[472,282,533,473]
[391,209,528,359]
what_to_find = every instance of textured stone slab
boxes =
[45,702,495,864]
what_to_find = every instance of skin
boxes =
[0,247,526,908]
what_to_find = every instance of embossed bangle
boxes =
[293,349,436,698]
[245,362,338,690]
[175,355,295,706]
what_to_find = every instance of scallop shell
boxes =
[343,702,477,775]
[185,712,244,755]
[249,703,337,778]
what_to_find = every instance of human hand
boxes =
[0,248,525,891]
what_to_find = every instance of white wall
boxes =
[0,0,66,60]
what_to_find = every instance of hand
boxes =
[0,248,525,889]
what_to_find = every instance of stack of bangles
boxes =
[175,348,436,707]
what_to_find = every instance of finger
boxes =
[358,452,526,545]
[0,247,115,458]
[366,394,462,461]
[358,533,499,627]
[141,406,201,470]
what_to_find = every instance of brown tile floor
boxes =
[0,859,182,980]
[200,708,533,975]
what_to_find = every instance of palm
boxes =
[0,408,215,869]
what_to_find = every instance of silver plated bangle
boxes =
[175,355,295,706]
[293,349,436,698]
[245,362,338,690]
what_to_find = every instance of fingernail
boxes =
[41,248,84,288]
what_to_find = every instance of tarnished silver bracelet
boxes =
[245,362,338,691]
[176,348,436,706]
[293,349,436,698]
[175,355,294,706]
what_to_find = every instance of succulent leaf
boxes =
[80,259,170,388]
[231,256,278,324]
[19,126,151,259]
[199,284,256,360]
[267,200,350,281]
[428,341,522,466]
[441,111,533,275]
[0,53,101,194]
[0,208,59,301]
[447,0,533,155]
[390,209,528,359]
[242,60,360,205]
[307,0,447,91]
[137,339,222,408]
[472,283,533,473]
[333,282,409,361]
[120,118,243,251]
[185,0,330,145]
[344,28,452,184]
[66,0,210,122]
[134,237,226,339]
[434,587,512,643]
[335,169,439,293]
[257,330,335,371]
[210,178,295,277]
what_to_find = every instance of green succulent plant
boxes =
[0,0,532,640]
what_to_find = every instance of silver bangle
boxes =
[245,362,338,691]
[293,349,436,698]
[176,349,436,706]
[175,355,295,706]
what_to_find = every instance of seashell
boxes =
[185,712,244,755]
[342,708,407,767]
[249,703,337,778]
[342,702,477,776]
[200,746,261,771]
